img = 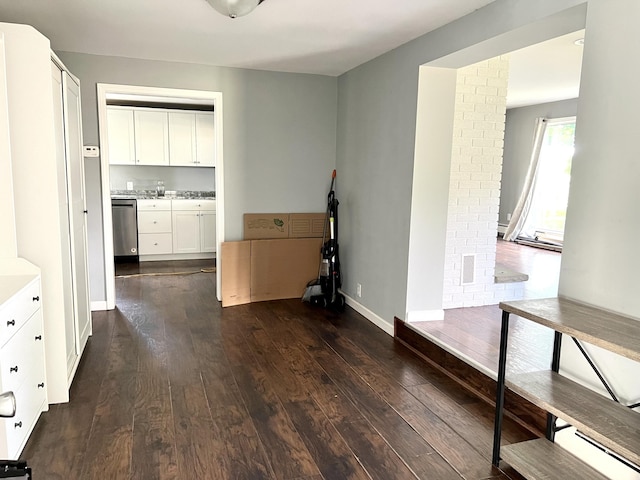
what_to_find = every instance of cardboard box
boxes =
[221,241,251,307]
[243,213,289,240]
[250,238,322,303]
[220,238,322,307]
[243,212,326,240]
[289,213,327,238]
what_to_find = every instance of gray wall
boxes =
[58,52,338,303]
[336,0,586,324]
[559,0,640,402]
[500,98,579,225]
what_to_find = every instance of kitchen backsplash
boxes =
[109,164,215,192]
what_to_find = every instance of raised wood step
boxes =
[507,370,640,466]
[394,317,547,435]
[501,438,609,480]
[499,298,640,362]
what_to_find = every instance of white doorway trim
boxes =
[96,84,224,309]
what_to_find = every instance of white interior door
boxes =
[62,72,92,372]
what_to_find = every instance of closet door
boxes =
[50,62,78,378]
[61,72,92,377]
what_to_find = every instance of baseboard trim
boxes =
[90,300,108,312]
[406,309,445,322]
[342,293,394,336]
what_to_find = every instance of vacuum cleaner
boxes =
[302,169,345,310]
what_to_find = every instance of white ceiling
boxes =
[0,0,583,108]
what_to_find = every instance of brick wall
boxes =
[442,56,524,308]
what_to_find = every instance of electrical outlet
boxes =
[126,181,133,191]
[507,213,512,221]
[356,283,362,298]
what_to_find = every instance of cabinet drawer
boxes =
[136,199,171,211]
[139,233,173,255]
[0,310,44,393]
[137,211,172,233]
[0,279,40,347]
[171,199,216,211]
[3,375,46,459]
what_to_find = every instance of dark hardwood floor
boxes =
[21,261,533,479]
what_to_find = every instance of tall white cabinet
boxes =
[1,23,91,404]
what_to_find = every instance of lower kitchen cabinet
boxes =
[137,199,173,255]
[172,200,217,254]
[0,259,47,460]
[134,198,216,259]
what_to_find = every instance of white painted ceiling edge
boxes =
[0,0,583,108]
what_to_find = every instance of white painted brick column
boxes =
[442,56,523,308]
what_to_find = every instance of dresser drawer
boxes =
[139,233,173,255]
[137,199,171,211]
[0,310,44,393]
[3,374,47,459]
[138,211,172,233]
[0,279,40,348]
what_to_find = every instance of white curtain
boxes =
[504,117,548,242]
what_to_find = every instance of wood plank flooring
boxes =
[414,241,560,377]
[21,261,533,479]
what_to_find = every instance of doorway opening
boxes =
[96,84,225,310]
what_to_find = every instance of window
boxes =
[521,117,575,242]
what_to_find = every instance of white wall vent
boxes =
[461,254,476,285]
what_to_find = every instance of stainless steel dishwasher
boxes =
[112,199,138,257]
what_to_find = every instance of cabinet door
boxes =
[62,72,92,360]
[200,211,217,253]
[172,211,200,253]
[106,107,135,164]
[168,112,196,166]
[134,110,169,165]
[195,113,215,167]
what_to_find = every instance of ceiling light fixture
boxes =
[574,38,585,46]
[207,0,265,19]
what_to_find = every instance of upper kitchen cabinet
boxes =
[107,107,214,167]
[195,112,215,167]
[0,22,91,405]
[168,111,215,166]
[106,107,135,165]
[134,108,169,166]
[168,111,196,166]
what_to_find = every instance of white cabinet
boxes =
[195,113,215,167]
[134,109,169,166]
[169,111,214,166]
[137,199,172,255]
[1,22,92,405]
[0,259,47,460]
[107,107,214,167]
[200,210,217,252]
[171,200,216,254]
[106,107,135,165]
[168,112,196,166]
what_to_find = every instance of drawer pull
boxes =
[33,295,40,302]
[14,422,22,429]
[10,366,18,373]
[38,383,45,389]
[35,335,42,341]
[7,319,15,327]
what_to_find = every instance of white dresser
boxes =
[0,259,47,459]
